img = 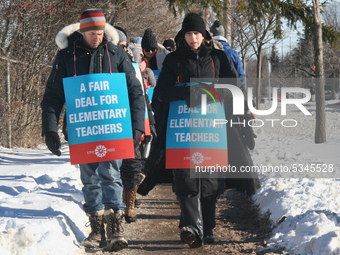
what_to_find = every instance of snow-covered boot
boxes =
[82,210,105,248]
[104,209,128,252]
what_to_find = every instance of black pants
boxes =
[120,130,143,191]
[177,193,217,239]
[173,169,218,239]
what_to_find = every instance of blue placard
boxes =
[63,73,132,145]
[165,83,228,169]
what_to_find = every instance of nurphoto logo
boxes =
[199,83,312,128]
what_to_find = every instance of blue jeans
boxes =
[80,160,125,215]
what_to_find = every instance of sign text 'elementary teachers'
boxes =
[68,81,128,137]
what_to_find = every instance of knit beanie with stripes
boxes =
[80,9,106,33]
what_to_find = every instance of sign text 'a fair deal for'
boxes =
[63,73,134,165]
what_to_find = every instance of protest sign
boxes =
[63,73,134,165]
[166,84,228,169]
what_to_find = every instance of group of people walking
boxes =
[40,3,260,252]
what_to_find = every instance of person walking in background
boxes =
[40,9,145,252]
[114,25,134,61]
[141,28,168,70]
[210,20,246,86]
[129,38,143,64]
[144,3,252,248]
[113,26,148,224]
[130,43,157,158]
[130,46,157,89]
[163,39,176,53]
[114,26,128,50]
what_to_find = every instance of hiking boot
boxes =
[180,226,202,248]
[122,173,145,222]
[180,226,196,244]
[123,186,138,223]
[104,209,128,252]
[189,239,203,248]
[82,210,106,248]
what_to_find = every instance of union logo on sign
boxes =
[191,152,204,164]
[95,145,107,158]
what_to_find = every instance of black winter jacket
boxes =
[138,31,260,197]
[41,25,145,136]
[152,33,244,144]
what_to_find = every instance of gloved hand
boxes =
[45,132,61,156]
[150,124,157,139]
[133,129,143,147]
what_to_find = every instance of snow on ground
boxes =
[0,147,88,255]
[0,98,340,255]
[252,98,340,254]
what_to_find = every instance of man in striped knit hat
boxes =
[41,9,145,252]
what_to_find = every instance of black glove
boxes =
[45,132,61,156]
[133,129,143,147]
[150,124,157,139]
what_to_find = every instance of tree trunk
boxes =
[312,0,326,143]
[256,49,262,109]
[6,59,11,148]
[332,72,336,100]
[243,58,247,89]
[223,0,232,46]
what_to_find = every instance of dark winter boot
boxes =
[203,229,215,244]
[104,209,128,252]
[123,186,138,223]
[204,234,215,244]
[82,210,106,248]
[180,226,203,248]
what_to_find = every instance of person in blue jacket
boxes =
[210,20,245,86]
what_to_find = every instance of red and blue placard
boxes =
[166,84,228,169]
[63,73,134,165]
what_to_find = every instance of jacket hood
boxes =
[55,23,119,49]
